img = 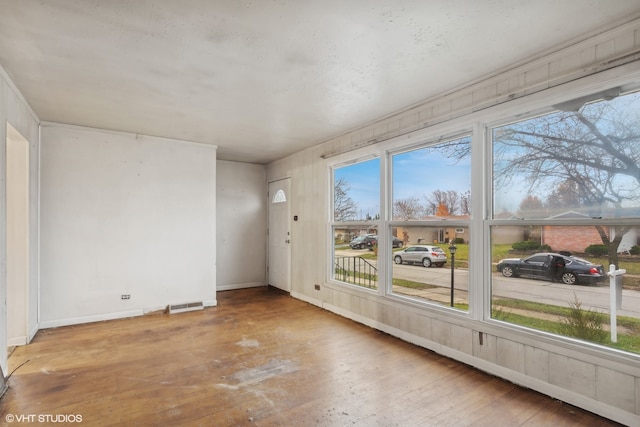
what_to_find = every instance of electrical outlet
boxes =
[121,294,130,300]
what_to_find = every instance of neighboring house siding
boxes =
[492,226,525,245]
[542,225,603,253]
[543,226,639,254]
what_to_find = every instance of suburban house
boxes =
[541,211,640,254]
[2,2,640,425]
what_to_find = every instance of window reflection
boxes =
[493,91,640,219]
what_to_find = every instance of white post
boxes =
[608,264,626,343]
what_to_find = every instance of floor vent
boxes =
[168,301,204,314]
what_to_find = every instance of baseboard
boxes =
[291,290,322,307]
[39,309,144,329]
[7,336,27,347]
[217,282,266,291]
[28,324,39,343]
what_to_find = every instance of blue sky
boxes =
[334,140,472,218]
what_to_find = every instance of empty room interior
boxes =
[2,1,640,425]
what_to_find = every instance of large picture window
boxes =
[491,90,640,354]
[329,84,640,356]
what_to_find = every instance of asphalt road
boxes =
[335,248,640,318]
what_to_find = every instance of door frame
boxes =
[267,178,292,292]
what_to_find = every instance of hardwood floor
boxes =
[1,287,622,426]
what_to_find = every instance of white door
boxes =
[268,178,291,292]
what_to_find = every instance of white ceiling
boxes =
[1,1,639,164]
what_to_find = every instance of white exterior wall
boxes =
[39,123,216,327]
[217,160,267,290]
[0,65,40,385]
[267,19,640,425]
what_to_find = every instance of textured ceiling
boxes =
[1,0,639,164]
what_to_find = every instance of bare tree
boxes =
[494,91,640,265]
[459,190,471,215]
[393,197,423,220]
[426,190,460,216]
[546,179,583,212]
[334,177,359,221]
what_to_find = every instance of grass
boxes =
[392,278,438,289]
[493,297,640,353]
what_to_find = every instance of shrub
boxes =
[585,244,608,257]
[630,245,640,255]
[512,240,542,251]
[558,294,607,343]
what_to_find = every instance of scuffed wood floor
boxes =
[0,287,622,426]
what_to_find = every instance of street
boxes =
[335,248,640,318]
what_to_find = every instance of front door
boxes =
[268,178,291,292]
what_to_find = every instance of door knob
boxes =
[285,239,291,243]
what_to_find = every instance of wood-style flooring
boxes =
[0,286,623,426]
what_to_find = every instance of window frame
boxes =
[327,70,640,359]
[329,154,382,292]
[386,133,473,310]
[484,87,640,355]
[328,129,475,310]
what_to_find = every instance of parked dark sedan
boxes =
[350,235,403,249]
[364,236,404,249]
[496,252,605,285]
[349,235,372,249]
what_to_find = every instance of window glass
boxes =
[490,224,640,354]
[334,158,380,221]
[392,135,471,220]
[272,189,286,203]
[490,90,640,354]
[390,136,471,309]
[333,229,379,290]
[391,225,469,309]
[332,157,380,288]
[493,91,640,219]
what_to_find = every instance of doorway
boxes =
[6,123,29,347]
[267,178,291,292]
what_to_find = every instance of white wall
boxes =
[267,19,640,426]
[39,123,216,327]
[0,64,40,384]
[217,160,266,291]
[6,125,29,345]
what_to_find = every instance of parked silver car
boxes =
[393,245,447,267]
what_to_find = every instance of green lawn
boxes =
[492,298,640,353]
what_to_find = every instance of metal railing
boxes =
[334,256,378,289]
